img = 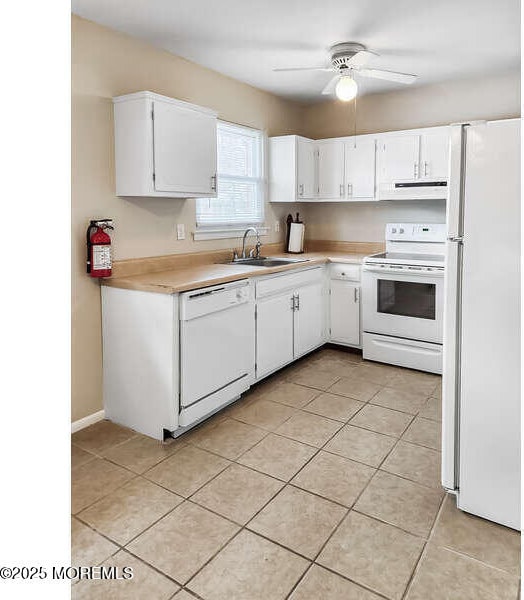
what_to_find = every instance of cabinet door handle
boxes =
[294,292,300,311]
[347,183,352,196]
[414,162,419,179]
[340,184,344,197]
[298,183,304,196]
[211,174,217,191]
[423,161,428,177]
[354,287,360,303]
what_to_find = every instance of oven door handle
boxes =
[362,265,445,277]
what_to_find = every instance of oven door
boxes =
[362,265,444,343]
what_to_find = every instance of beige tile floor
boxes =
[71,347,521,600]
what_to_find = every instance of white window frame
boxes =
[194,121,267,241]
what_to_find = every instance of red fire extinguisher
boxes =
[86,219,114,278]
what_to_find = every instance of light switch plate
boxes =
[176,224,185,240]
[274,221,280,233]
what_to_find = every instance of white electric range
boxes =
[362,223,446,373]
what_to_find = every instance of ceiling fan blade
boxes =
[321,75,340,95]
[273,66,334,72]
[347,49,379,68]
[357,68,418,84]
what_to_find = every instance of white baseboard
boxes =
[71,409,105,434]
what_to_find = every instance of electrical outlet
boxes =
[274,221,280,233]
[176,224,185,240]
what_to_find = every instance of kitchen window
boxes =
[195,121,265,238]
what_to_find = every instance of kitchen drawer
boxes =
[330,263,361,281]
[256,266,324,299]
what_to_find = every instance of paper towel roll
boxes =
[288,222,305,253]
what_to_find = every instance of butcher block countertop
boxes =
[101,241,384,295]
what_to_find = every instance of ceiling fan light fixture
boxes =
[335,75,358,101]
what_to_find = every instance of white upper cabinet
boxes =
[269,126,449,203]
[344,137,377,201]
[317,140,345,200]
[296,137,317,199]
[379,134,420,182]
[113,91,218,198]
[269,135,316,202]
[377,126,449,200]
[419,129,450,180]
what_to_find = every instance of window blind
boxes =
[196,121,264,227]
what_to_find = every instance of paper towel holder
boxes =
[287,213,305,254]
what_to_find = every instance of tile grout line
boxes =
[281,382,395,599]
[284,372,439,599]
[122,417,318,590]
[72,350,446,597]
[80,367,434,586]
[72,468,142,516]
[400,491,448,599]
[73,514,187,589]
[73,419,424,539]
[429,541,523,578]
[287,429,396,599]
[181,368,378,596]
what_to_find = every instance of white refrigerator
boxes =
[442,118,520,530]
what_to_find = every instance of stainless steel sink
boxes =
[225,256,310,267]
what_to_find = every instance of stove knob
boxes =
[391,228,397,233]
[399,227,404,234]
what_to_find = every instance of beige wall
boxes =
[72,15,307,422]
[302,70,521,139]
[304,200,447,243]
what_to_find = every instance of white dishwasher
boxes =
[179,279,255,427]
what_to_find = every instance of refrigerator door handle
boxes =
[442,240,463,491]
[446,124,469,239]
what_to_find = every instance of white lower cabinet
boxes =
[256,292,295,379]
[255,267,327,380]
[329,263,361,347]
[101,286,179,440]
[294,281,325,357]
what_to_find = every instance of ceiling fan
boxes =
[274,42,418,101]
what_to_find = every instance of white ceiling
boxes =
[72,0,520,103]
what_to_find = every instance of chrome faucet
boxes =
[241,227,261,259]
